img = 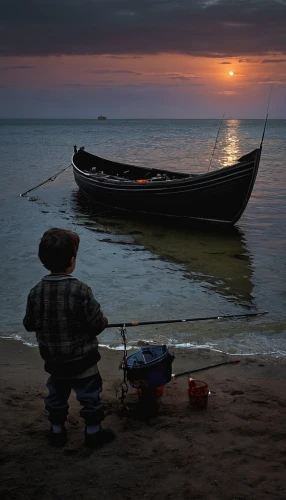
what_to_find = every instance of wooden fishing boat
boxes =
[72,146,262,225]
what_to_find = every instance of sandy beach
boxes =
[0,337,285,500]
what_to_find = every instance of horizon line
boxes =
[0,117,285,120]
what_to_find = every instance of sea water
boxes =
[0,119,285,356]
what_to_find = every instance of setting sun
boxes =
[229,71,234,76]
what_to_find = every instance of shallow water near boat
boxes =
[0,119,285,355]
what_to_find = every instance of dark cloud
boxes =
[89,69,142,75]
[53,83,113,88]
[166,73,201,82]
[168,75,196,81]
[262,59,286,63]
[104,55,144,59]
[52,81,195,90]
[257,78,286,84]
[220,62,231,64]
[238,59,258,63]
[0,0,285,57]
[0,65,36,70]
[52,81,152,88]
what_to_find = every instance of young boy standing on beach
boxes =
[23,227,115,448]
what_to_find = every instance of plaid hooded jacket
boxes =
[23,274,108,378]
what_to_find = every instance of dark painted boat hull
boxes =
[72,147,261,225]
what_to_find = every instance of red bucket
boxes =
[188,378,208,410]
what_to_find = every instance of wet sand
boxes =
[0,338,286,500]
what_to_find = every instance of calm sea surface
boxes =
[0,119,285,356]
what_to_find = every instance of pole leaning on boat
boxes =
[260,84,273,150]
[208,112,225,172]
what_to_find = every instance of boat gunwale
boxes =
[72,160,258,194]
[72,150,259,187]
[72,149,259,178]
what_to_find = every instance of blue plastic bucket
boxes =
[126,345,175,388]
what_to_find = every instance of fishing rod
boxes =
[172,359,240,380]
[20,162,72,197]
[208,112,225,172]
[107,311,268,329]
[260,84,273,150]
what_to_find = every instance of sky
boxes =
[0,0,285,118]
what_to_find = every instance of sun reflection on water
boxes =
[219,120,241,168]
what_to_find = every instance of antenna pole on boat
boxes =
[260,84,273,150]
[208,112,225,172]
[107,311,268,329]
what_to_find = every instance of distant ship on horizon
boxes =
[97,114,107,120]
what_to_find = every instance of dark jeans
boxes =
[44,372,105,425]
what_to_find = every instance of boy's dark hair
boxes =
[38,228,80,272]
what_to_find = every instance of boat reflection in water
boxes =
[71,191,255,307]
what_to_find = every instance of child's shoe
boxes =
[48,426,67,448]
[84,427,115,448]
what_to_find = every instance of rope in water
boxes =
[20,163,72,197]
